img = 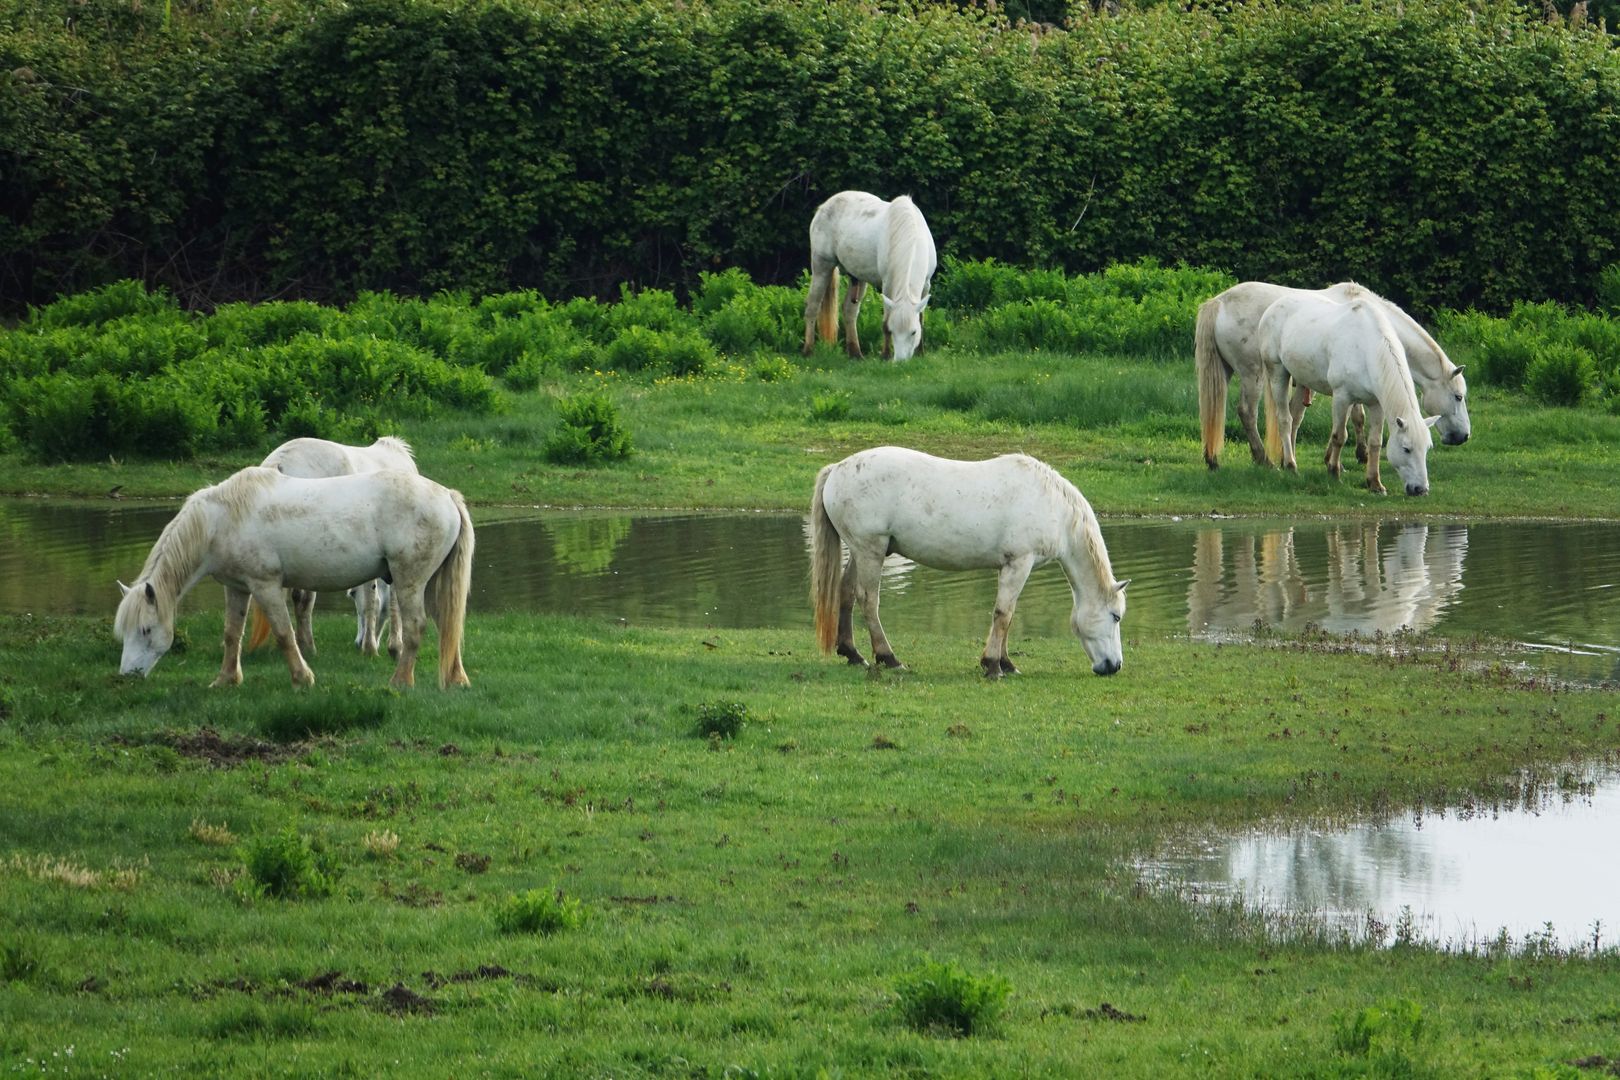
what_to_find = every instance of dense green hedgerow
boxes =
[4,0,1620,314]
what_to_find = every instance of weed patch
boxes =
[238,826,340,900]
[893,959,1011,1037]
[494,887,585,936]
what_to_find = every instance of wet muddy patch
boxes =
[110,726,298,767]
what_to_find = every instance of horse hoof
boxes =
[999,658,1021,676]
[980,658,1002,679]
[876,653,905,670]
[837,644,868,667]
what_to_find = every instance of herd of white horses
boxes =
[113,189,1471,687]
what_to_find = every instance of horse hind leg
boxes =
[842,280,867,359]
[982,555,1035,679]
[388,584,428,688]
[252,585,314,687]
[1238,373,1270,465]
[1351,405,1369,464]
[851,541,902,669]
[291,588,317,657]
[212,586,252,688]
[835,551,866,667]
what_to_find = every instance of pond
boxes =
[1136,763,1620,952]
[3,499,1616,684]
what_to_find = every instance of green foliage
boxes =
[238,825,341,900]
[893,959,1011,1037]
[1527,343,1599,406]
[0,939,42,983]
[691,700,750,740]
[494,886,585,935]
[543,392,633,464]
[6,0,1620,313]
[1333,998,1428,1074]
[808,392,852,422]
[25,280,180,329]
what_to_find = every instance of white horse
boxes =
[802,191,936,361]
[252,436,418,657]
[1196,281,1468,468]
[1257,290,1437,496]
[810,447,1128,677]
[115,466,474,688]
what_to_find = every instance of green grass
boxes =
[2,610,1618,1075]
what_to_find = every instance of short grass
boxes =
[3,611,1619,1076]
[3,343,1617,520]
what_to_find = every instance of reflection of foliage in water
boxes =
[547,516,632,576]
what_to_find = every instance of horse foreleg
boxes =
[1352,404,1369,464]
[835,552,866,666]
[842,280,867,359]
[212,587,251,688]
[1237,372,1269,465]
[1362,404,1388,495]
[253,585,314,687]
[291,588,317,657]
[384,584,403,660]
[982,555,1035,679]
[1325,396,1353,479]
[1268,369,1299,472]
[389,587,428,688]
[803,266,831,356]
[1288,384,1310,444]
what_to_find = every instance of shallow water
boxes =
[1136,764,1620,952]
[4,499,1616,682]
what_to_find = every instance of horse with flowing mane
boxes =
[115,466,473,688]
[249,435,418,657]
[802,191,937,361]
[810,447,1128,677]
[1196,281,1468,469]
[1257,289,1437,496]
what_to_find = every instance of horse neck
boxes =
[884,200,929,301]
[1365,308,1427,430]
[1380,303,1448,384]
[1056,494,1115,608]
[140,497,216,608]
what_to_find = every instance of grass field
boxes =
[3,611,1618,1077]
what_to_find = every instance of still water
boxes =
[1138,764,1620,952]
[4,499,1617,683]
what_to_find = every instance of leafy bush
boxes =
[238,826,340,900]
[603,327,715,377]
[25,280,179,329]
[1599,264,1620,316]
[543,392,633,464]
[495,887,585,935]
[893,959,1011,1037]
[692,700,750,740]
[1526,343,1599,407]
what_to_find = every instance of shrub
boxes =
[602,327,716,376]
[1526,343,1598,407]
[543,392,633,464]
[608,286,688,335]
[752,355,795,382]
[1599,264,1620,316]
[205,302,335,348]
[25,280,178,329]
[495,887,585,935]
[1475,328,1536,390]
[893,959,1011,1037]
[238,826,340,900]
[692,700,750,740]
[1334,998,1425,1060]
[808,391,852,422]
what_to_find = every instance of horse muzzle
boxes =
[1092,658,1121,676]
[1443,431,1469,446]
[1405,483,1429,497]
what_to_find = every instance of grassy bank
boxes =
[2,611,1618,1076]
[4,342,1619,520]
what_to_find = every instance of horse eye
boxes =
[1454,394,1463,402]
[1112,612,1121,624]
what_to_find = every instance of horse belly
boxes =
[277,548,388,592]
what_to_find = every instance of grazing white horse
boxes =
[1257,290,1437,496]
[810,447,1128,677]
[1196,281,1468,468]
[251,436,417,657]
[802,191,937,361]
[115,466,474,688]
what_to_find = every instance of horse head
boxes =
[1071,578,1129,675]
[115,578,174,677]
[1420,364,1470,446]
[1387,415,1438,496]
[882,293,927,361]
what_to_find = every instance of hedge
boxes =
[3,0,1619,314]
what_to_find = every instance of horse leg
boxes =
[802,264,831,356]
[291,588,317,657]
[850,540,902,669]
[1325,396,1353,479]
[211,586,251,688]
[1268,368,1298,472]
[252,585,314,686]
[1238,372,1269,465]
[1362,404,1388,495]
[842,280,867,359]
[835,551,866,666]
[352,581,381,656]
[981,554,1035,679]
[389,585,428,688]
[385,584,403,660]
[1352,404,1369,464]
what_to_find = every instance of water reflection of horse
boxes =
[115,466,473,688]
[1187,522,1468,638]
[802,191,936,361]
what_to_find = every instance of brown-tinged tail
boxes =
[425,490,474,688]
[1195,297,1229,469]
[817,266,839,344]
[246,598,272,651]
[810,465,843,653]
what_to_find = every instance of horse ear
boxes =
[1449,364,1466,379]
[144,581,156,602]
[1394,416,1407,430]
[1424,414,1440,428]
[117,579,131,597]
[1115,578,1131,593]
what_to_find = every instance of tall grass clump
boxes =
[238,826,340,900]
[893,959,1011,1037]
[494,887,585,935]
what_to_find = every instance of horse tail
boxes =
[810,465,843,654]
[246,597,272,651]
[817,266,840,344]
[1194,297,1229,469]
[425,490,475,688]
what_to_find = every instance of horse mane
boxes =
[885,196,931,301]
[1359,302,1433,447]
[1021,455,1116,591]
[374,435,415,459]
